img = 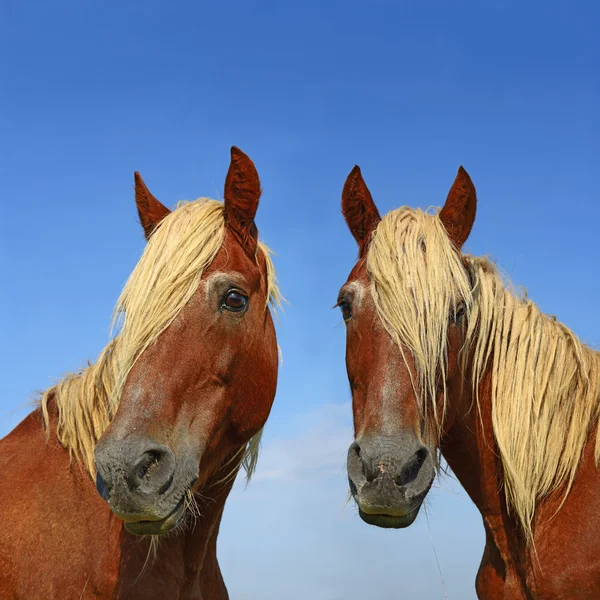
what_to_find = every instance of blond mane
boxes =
[367,206,600,541]
[40,199,281,479]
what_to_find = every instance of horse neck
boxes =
[440,362,532,582]
[441,366,505,515]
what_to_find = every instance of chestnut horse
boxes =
[0,147,281,599]
[339,166,600,599]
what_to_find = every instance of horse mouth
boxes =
[357,503,422,529]
[123,496,186,536]
[351,483,431,529]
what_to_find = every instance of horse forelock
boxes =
[366,206,473,435]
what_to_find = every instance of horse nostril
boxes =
[135,450,160,482]
[348,441,375,484]
[364,461,378,483]
[126,447,175,495]
[397,448,428,487]
[351,441,380,483]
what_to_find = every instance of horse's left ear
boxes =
[439,166,477,249]
[224,146,261,253]
[134,172,171,240]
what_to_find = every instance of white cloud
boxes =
[249,402,352,483]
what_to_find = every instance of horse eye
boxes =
[223,291,248,312]
[339,301,353,322]
[452,303,466,324]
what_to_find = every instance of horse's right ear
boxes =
[341,166,381,258]
[438,166,477,250]
[134,172,171,240]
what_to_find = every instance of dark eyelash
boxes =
[334,297,352,310]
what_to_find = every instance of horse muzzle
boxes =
[347,434,435,528]
[94,436,198,535]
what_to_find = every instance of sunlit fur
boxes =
[367,206,600,541]
[40,199,281,479]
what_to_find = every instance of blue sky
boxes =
[1,1,599,597]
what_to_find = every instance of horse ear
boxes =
[223,146,261,253]
[341,166,381,258]
[439,166,477,249]
[134,172,171,240]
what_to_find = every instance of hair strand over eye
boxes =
[452,302,466,324]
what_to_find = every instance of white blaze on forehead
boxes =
[340,280,367,308]
[203,271,249,294]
